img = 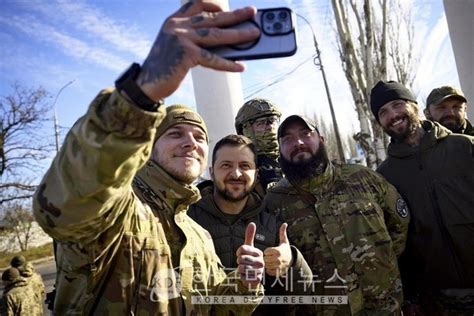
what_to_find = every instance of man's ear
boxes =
[209,166,214,180]
[423,108,431,120]
[320,135,325,143]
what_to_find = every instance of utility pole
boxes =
[52,80,74,153]
[297,14,345,162]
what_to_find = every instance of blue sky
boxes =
[0,0,459,161]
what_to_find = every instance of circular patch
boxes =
[396,198,409,218]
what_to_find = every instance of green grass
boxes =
[0,243,54,269]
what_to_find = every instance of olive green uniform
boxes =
[1,277,43,316]
[33,89,262,315]
[19,263,44,312]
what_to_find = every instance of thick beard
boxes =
[384,111,419,142]
[439,116,464,132]
[280,143,329,183]
[214,181,254,202]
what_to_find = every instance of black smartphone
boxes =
[210,7,298,61]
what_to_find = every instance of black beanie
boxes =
[370,81,417,120]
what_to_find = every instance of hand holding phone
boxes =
[210,7,298,61]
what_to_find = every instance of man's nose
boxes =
[182,133,198,148]
[230,167,243,178]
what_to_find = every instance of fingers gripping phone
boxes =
[210,7,298,61]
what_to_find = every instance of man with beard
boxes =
[263,114,410,315]
[424,85,473,136]
[370,80,474,315]
[32,2,267,315]
[189,134,312,316]
[235,98,283,196]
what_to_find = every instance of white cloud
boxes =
[0,14,128,72]
[19,0,151,59]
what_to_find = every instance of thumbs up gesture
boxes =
[236,222,265,288]
[264,223,293,277]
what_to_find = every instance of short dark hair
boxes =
[212,134,257,167]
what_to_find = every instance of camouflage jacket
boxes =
[21,263,45,308]
[1,278,43,316]
[33,89,262,315]
[264,162,409,315]
[189,184,313,316]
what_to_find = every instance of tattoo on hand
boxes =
[191,15,204,24]
[138,33,185,86]
[196,28,210,37]
[200,49,214,62]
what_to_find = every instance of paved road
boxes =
[36,258,56,315]
[36,259,56,294]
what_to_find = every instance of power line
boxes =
[244,55,315,99]
[296,12,345,161]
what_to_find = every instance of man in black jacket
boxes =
[370,80,474,315]
[189,134,311,315]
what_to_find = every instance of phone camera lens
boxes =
[274,22,283,31]
[266,12,275,21]
[278,11,288,20]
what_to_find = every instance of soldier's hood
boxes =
[19,262,35,277]
[194,183,262,220]
[3,277,28,292]
[387,120,451,158]
[134,160,201,215]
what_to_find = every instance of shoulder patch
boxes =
[266,181,278,190]
[396,198,409,218]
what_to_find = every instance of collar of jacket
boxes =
[197,184,262,220]
[288,161,338,196]
[387,120,451,158]
[135,159,201,215]
[459,119,474,136]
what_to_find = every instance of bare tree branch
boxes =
[1,82,53,204]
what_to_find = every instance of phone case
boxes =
[210,7,298,61]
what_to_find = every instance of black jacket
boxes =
[257,154,283,191]
[189,184,313,316]
[188,185,278,268]
[377,121,474,299]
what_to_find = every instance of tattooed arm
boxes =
[136,0,260,102]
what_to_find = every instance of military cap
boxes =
[235,98,282,134]
[2,267,20,283]
[10,255,26,268]
[426,85,467,108]
[277,115,319,139]
[155,104,208,142]
[370,81,417,121]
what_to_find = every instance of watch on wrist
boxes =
[115,63,163,111]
